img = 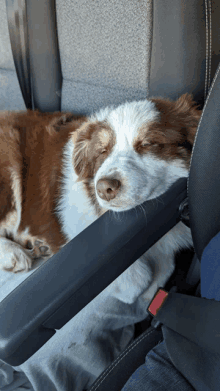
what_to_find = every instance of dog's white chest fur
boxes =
[56,138,98,242]
[55,138,193,306]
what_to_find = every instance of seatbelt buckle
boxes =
[147,286,177,329]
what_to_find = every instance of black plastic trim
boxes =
[0,178,187,365]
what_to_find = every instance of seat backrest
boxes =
[0,0,26,110]
[149,0,220,106]
[56,0,153,115]
[3,0,220,114]
[1,0,153,113]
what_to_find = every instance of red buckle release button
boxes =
[148,288,168,316]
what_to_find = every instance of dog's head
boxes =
[73,94,200,214]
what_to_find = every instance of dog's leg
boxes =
[0,236,32,272]
[139,254,175,307]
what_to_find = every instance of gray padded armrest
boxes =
[0,178,187,366]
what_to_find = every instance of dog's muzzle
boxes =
[96,178,121,201]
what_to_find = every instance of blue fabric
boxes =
[122,231,220,391]
[122,340,194,391]
[201,230,220,300]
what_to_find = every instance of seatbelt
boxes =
[88,255,201,391]
[148,64,220,357]
[148,284,220,356]
[5,0,33,109]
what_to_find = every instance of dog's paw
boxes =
[0,238,32,273]
[25,239,51,259]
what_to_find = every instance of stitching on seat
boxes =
[89,328,161,391]
[204,0,209,99]
[187,0,216,196]
[208,0,212,92]
[187,62,220,195]
[204,0,212,98]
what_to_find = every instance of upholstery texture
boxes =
[56,0,153,114]
[0,69,26,111]
[0,0,153,113]
[0,0,25,110]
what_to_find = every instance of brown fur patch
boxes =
[74,94,201,216]
[133,93,201,168]
[0,110,86,258]
[73,121,116,181]
[0,94,200,269]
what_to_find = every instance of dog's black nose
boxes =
[96,178,121,201]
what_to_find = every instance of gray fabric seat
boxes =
[1,0,220,114]
[0,1,220,390]
[0,0,153,113]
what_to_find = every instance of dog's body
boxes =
[0,94,200,303]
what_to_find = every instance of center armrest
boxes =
[0,178,187,365]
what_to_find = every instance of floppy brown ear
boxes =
[73,122,92,181]
[151,93,201,147]
[174,93,199,119]
[174,93,201,145]
[175,93,195,110]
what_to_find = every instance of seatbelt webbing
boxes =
[6,0,33,109]
[153,291,220,355]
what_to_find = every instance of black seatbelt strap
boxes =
[5,0,33,109]
[148,287,220,355]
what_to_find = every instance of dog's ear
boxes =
[174,93,201,146]
[151,93,201,147]
[175,93,195,111]
[73,122,93,181]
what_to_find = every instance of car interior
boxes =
[0,0,220,390]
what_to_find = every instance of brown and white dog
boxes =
[0,94,201,303]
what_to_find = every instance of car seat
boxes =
[0,0,220,390]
